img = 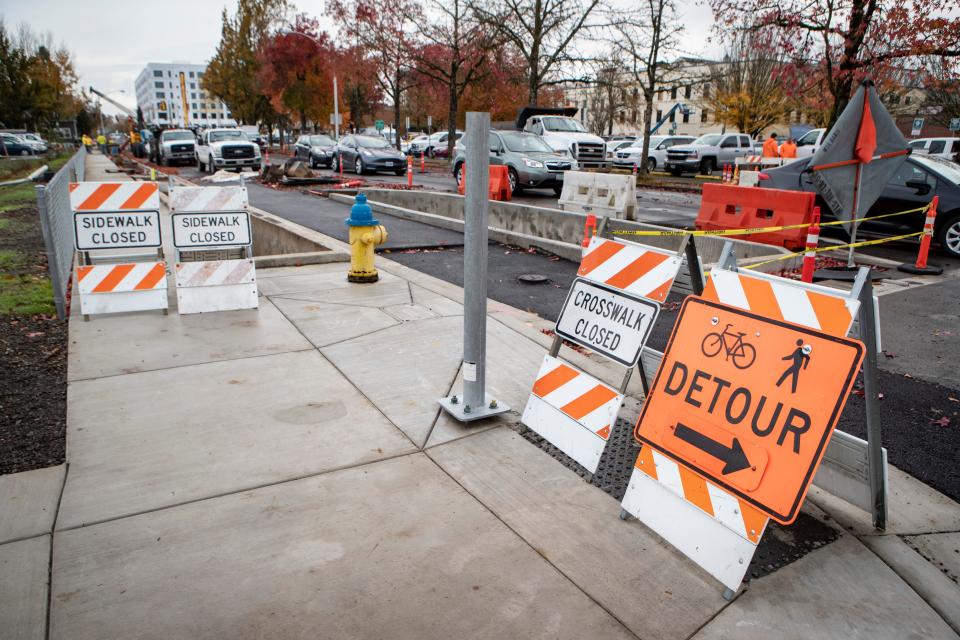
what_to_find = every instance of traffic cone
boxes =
[420,150,425,174]
[407,155,413,188]
[801,207,821,283]
[898,196,944,275]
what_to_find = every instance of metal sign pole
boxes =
[858,273,887,529]
[439,112,508,422]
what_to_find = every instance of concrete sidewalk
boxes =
[2,153,959,639]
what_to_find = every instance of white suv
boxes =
[196,129,261,173]
[909,137,960,162]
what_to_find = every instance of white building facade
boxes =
[135,62,236,128]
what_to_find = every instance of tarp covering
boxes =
[810,81,908,229]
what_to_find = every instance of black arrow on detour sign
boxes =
[674,422,751,475]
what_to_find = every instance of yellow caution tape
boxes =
[741,231,925,270]
[610,205,930,238]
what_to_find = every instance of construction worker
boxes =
[96,133,106,152]
[780,136,798,159]
[81,134,92,151]
[762,132,780,158]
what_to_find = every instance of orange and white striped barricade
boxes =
[75,262,168,316]
[169,185,258,314]
[521,234,686,472]
[522,356,624,471]
[621,253,885,595]
[69,181,167,318]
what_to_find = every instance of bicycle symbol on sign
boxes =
[701,323,757,369]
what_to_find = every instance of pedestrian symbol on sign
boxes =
[776,339,811,393]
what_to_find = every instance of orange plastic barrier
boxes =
[457,164,513,201]
[695,183,815,250]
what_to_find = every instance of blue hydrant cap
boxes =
[346,193,379,226]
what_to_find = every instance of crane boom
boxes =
[89,87,136,118]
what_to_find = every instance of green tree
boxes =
[0,21,34,128]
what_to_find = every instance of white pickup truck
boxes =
[196,128,261,173]
[795,128,826,158]
[158,129,197,166]
[664,132,759,176]
[517,107,605,169]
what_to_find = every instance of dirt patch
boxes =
[0,202,67,475]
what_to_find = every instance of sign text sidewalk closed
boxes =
[172,211,252,248]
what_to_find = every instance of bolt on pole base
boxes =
[438,394,510,423]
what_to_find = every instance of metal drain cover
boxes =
[518,274,549,284]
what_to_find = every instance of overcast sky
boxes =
[1,0,718,117]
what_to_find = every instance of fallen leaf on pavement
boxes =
[930,416,951,427]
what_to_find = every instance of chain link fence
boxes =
[35,146,86,319]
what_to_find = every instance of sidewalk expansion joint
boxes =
[419,361,463,449]
[270,296,422,451]
[46,460,69,640]
[67,347,316,384]
[423,447,644,640]
[54,451,419,534]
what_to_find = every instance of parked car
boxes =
[332,134,407,175]
[757,154,960,258]
[293,134,337,168]
[0,133,34,156]
[20,133,48,153]
[606,138,636,160]
[416,131,464,158]
[452,130,574,195]
[407,134,431,156]
[909,137,960,162]
[196,128,261,173]
[158,129,197,166]
[612,135,696,172]
[665,132,758,176]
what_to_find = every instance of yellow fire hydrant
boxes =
[345,193,388,282]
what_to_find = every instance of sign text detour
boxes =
[172,211,251,248]
[635,297,863,524]
[556,278,659,367]
[74,211,162,250]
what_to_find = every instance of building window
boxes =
[198,72,203,78]
[191,93,196,99]
[158,112,168,119]
[202,113,209,119]
[683,111,690,123]
[684,85,692,99]
[190,83,196,89]
[701,109,709,123]
[618,111,625,124]
[905,96,912,105]
[192,103,197,109]
[669,111,675,123]
[154,81,164,88]
[189,71,195,78]
[631,110,637,124]
[155,92,165,99]
[656,109,663,122]
[670,87,677,99]
[153,70,163,77]
[703,83,711,99]
[168,71,172,77]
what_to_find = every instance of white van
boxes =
[908,137,960,162]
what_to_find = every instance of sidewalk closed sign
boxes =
[70,182,162,251]
[635,296,864,524]
[556,278,659,366]
[172,211,252,248]
[74,210,162,250]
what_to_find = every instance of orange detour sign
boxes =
[635,296,864,524]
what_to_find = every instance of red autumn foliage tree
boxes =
[710,0,960,127]
[331,44,384,131]
[257,14,334,132]
[329,0,423,148]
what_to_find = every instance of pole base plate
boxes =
[438,394,510,423]
[897,263,943,276]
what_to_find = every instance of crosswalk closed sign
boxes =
[635,296,864,524]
